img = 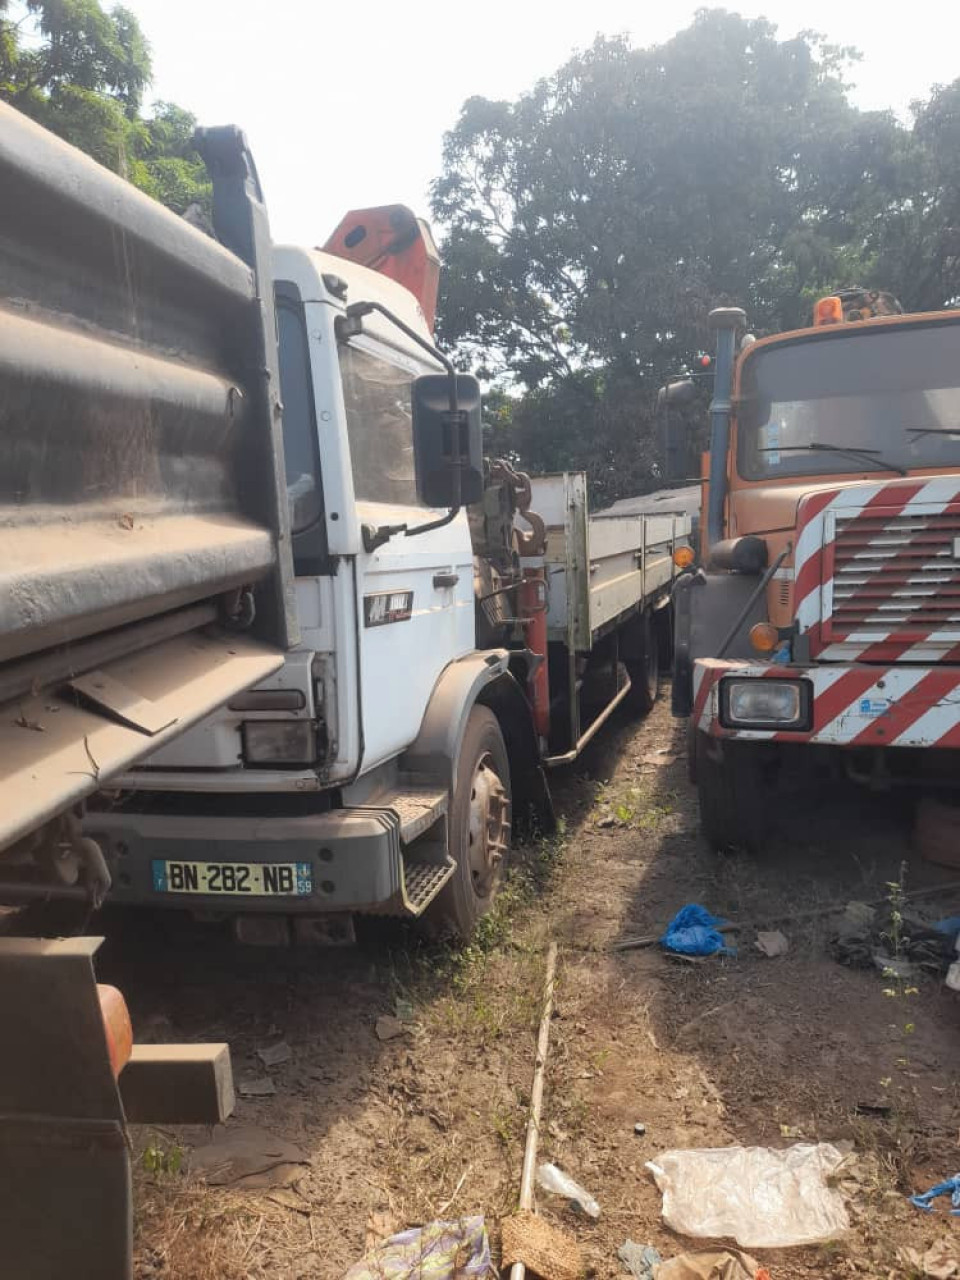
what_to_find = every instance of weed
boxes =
[142,1140,184,1177]
[491,1104,516,1148]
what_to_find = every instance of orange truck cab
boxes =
[671,295,960,851]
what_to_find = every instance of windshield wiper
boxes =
[906,427,960,439]
[758,442,907,476]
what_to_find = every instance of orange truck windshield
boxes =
[737,319,960,480]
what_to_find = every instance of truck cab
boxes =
[673,298,960,850]
[85,240,519,939]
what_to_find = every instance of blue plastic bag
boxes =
[909,1172,960,1215]
[660,904,735,957]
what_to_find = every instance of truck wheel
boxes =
[695,731,768,853]
[430,706,512,939]
[625,611,660,715]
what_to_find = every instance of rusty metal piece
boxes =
[515,508,547,557]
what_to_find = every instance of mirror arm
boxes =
[340,301,466,548]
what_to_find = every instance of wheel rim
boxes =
[466,752,511,899]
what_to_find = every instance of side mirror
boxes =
[412,373,484,508]
[657,378,698,411]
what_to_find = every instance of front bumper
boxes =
[85,806,441,914]
[692,658,960,749]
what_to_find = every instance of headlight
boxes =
[721,679,811,730]
[242,721,317,766]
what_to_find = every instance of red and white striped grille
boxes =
[829,509,960,637]
[795,476,960,662]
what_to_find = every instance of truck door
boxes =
[338,337,475,770]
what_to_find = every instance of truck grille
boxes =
[831,511,960,637]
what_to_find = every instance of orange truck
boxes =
[670,291,960,850]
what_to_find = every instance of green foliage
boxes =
[141,1140,183,1176]
[0,1,210,213]
[433,11,958,501]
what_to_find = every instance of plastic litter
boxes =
[660,904,735,957]
[646,1143,850,1248]
[536,1162,601,1218]
[256,1041,291,1067]
[343,1215,494,1279]
[947,961,960,991]
[237,1076,277,1097]
[755,930,788,957]
[617,1240,661,1279]
[910,1172,960,1214]
[189,1125,309,1189]
[655,1250,769,1280]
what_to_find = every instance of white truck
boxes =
[82,224,693,940]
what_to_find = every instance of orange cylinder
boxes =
[97,983,134,1079]
[520,568,550,739]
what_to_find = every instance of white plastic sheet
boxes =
[646,1143,850,1248]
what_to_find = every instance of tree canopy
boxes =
[433,11,960,503]
[0,0,210,212]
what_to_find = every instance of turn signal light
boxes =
[97,983,133,1078]
[749,622,779,653]
[813,295,843,326]
[673,545,696,568]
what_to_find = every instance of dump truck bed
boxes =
[0,103,296,851]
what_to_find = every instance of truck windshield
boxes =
[737,320,960,480]
[339,343,421,506]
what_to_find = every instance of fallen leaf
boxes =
[899,1240,960,1280]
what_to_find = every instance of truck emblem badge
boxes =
[364,590,414,627]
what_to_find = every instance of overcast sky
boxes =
[124,0,960,244]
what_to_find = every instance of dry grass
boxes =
[134,1156,320,1279]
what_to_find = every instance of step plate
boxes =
[402,858,455,915]
[389,788,448,844]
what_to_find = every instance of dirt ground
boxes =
[98,693,960,1279]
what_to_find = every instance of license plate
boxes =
[151,859,312,897]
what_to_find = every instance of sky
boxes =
[123,0,960,245]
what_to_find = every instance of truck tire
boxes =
[429,706,512,939]
[624,611,660,715]
[695,731,769,853]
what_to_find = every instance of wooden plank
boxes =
[120,1043,235,1125]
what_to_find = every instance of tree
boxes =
[0,0,210,212]
[431,12,914,500]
